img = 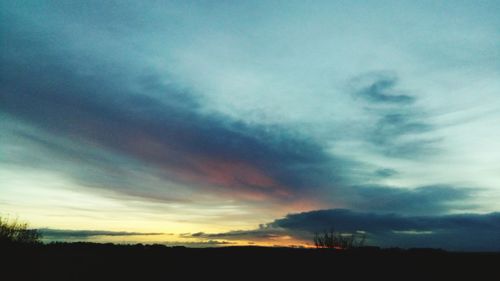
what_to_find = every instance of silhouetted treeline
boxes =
[313,229,366,249]
[0,217,41,245]
[2,241,500,280]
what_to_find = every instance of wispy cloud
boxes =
[353,75,415,104]
[40,228,165,238]
[348,72,439,158]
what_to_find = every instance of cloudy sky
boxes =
[1,1,499,250]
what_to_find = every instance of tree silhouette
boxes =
[313,229,365,249]
[0,216,42,244]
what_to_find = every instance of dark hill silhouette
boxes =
[2,242,500,280]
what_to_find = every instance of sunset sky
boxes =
[1,1,500,250]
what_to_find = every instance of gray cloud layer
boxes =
[40,228,164,238]
[189,209,500,251]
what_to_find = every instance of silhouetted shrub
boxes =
[313,229,365,249]
[0,216,42,244]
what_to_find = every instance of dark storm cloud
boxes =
[189,209,500,251]
[273,209,500,251]
[0,14,349,203]
[271,209,499,234]
[0,65,340,200]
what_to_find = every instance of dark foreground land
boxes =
[2,243,500,280]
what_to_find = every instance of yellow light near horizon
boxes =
[0,168,276,242]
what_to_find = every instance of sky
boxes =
[1,1,500,251]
